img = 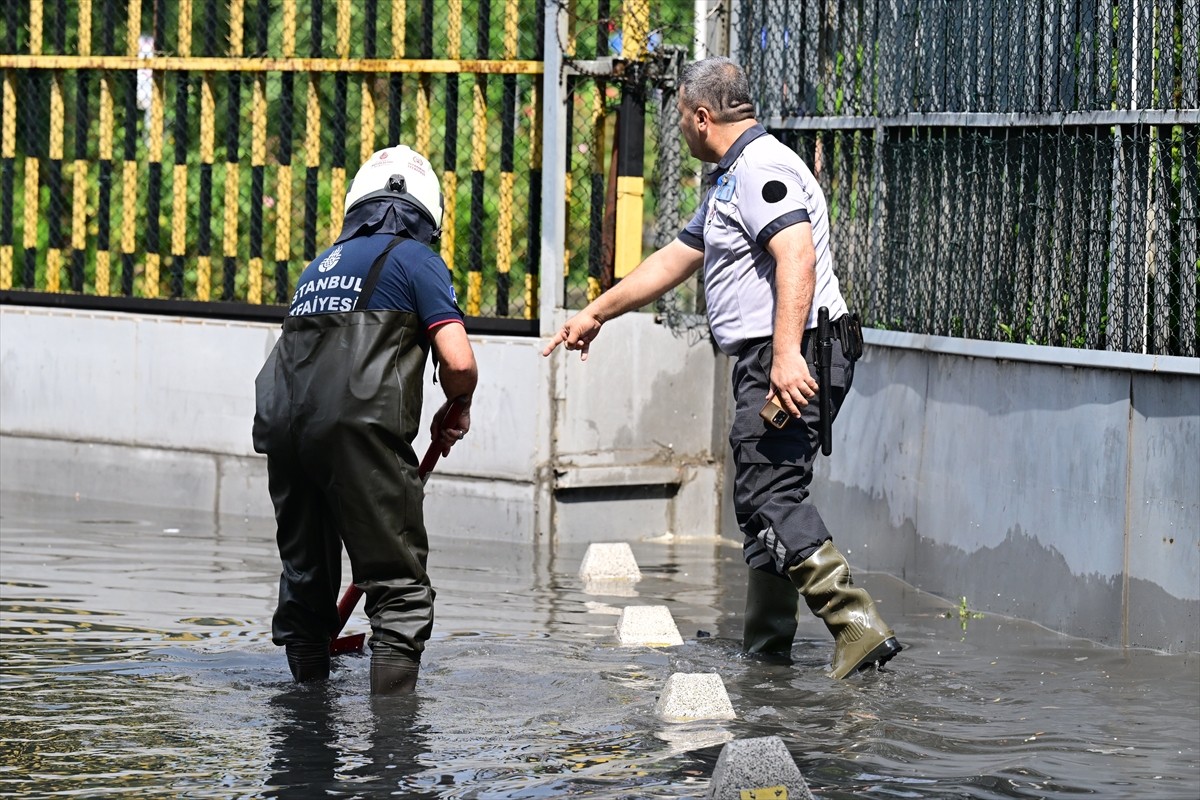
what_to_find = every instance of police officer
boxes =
[543,57,901,679]
[254,145,477,693]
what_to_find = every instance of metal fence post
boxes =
[538,0,567,334]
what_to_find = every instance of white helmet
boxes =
[344,145,443,230]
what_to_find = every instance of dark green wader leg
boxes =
[743,566,801,659]
[320,423,435,694]
[267,453,341,683]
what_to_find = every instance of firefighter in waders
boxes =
[253,145,477,693]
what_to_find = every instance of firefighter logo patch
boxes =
[317,245,343,273]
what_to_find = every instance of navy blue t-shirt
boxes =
[288,233,463,333]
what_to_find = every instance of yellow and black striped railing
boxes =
[0,0,552,325]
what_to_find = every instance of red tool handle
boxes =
[330,398,468,649]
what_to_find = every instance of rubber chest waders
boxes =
[254,236,436,665]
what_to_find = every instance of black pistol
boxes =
[817,306,833,456]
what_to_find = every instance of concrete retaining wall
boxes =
[813,329,1200,653]
[2,305,1196,651]
[0,305,726,544]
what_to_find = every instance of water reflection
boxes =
[264,683,434,798]
[265,685,353,798]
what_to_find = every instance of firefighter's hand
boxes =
[432,398,471,457]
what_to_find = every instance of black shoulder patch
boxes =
[762,180,787,203]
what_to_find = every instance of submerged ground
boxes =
[1,491,1197,799]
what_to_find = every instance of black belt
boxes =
[736,313,861,359]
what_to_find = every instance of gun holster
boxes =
[838,313,864,361]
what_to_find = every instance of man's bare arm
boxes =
[430,321,478,454]
[542,239,703,360]
[766,222,819,416]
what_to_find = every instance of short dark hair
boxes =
[678,57,756,123]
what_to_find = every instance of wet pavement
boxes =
[1,491,1197,798]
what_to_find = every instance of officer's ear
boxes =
[694,105,712,130]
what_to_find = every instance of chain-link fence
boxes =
[554,0,705,321]
[5,1,1194,352]
[644,46,711,344]
[0,0,547,320]
[782,124,1198,352]
[732,0,1198,356]
[739,0,1197,119]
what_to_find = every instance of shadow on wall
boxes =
[820,476,1199,654]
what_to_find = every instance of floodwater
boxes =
[1,491,1197,800]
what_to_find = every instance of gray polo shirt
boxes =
[679,124,848,356]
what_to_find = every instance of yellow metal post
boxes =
[359,0,377,165]
[249,68,266,303]
[145,68,164,298]
[440,0,463,272]
[613,0,649,281]
[70,0,94,293]
[329,0,351,231]
[495,0,520,316]
[1,72,15,291]
[1,73,15,289]
[274,0,298,303]
[97,74,113,296]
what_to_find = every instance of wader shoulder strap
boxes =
[353,235,406,311]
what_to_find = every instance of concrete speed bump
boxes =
[616,605,684,647]
[706,736,813,800]
[654,672,736,722]
[579,542,642,581]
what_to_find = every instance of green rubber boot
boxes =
[370,651,420,694]
[742,567,800,659]
[787,540,902,679]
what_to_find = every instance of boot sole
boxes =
[830,636,904,679]
[852,636,903,675]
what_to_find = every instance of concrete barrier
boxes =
[654,672,735,723]
[615,605,683,647]
[0,305,727,547]
[579,542,642,581]
[706,736,813,800]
